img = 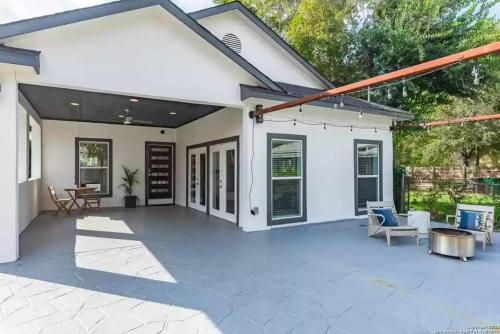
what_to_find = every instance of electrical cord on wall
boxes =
[249,118,255,214]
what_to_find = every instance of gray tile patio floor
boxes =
[0,206,499,334]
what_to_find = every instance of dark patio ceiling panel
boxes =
[18,84,224,128]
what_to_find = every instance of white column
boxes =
[239,103,269,232]
[0,68,19,262]
[239,105,251,231]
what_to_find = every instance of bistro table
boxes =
[65,187,97,210]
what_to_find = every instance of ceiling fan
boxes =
[118,108,153,125]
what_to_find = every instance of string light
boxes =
[255,60,472,132]
[471,65,480,85]
[261,117,391,132]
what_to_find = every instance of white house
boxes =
[0,0,413,263]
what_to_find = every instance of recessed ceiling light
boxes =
[169,112,177,115]
[130,98,139,102]
[70,102,80,106]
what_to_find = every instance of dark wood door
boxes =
[145,142,175,205]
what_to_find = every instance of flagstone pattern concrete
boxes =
[0,206,499,333]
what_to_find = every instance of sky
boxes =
[0,0,498,24]
[0,0,215,24]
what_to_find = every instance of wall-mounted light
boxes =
[130,98,140,103]
[70,102,80,106]
[169,112,177,115]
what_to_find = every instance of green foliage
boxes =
[409,191,500,230]
[119,165,140,198]
[213,0,500,168]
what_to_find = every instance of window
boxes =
[267,134,307,225]
[29,116,41,179]
[76,138,113,197]
[354,140,383,215]
[17,105,41,183]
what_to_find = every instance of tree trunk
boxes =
[475,148,481,170]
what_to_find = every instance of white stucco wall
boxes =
[175,107,243,206]
[239,99,394,232]
[7,6,258,107]
[18,179,42,234]
[0,67,19,262]
[42,120,176,210]
[17,102,43,233]
[198,11,326,89]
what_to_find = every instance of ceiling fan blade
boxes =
[133,119,154,125]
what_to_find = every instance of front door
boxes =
[187,147,207,212]
[209,141,237,223]
[145,142,175,205]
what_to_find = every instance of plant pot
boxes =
[124,196,137,208]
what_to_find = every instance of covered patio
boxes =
[1,206,499,333]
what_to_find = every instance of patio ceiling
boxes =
[19,84,224,128]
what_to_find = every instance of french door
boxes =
[188,147,207,212]
[209,142,237,223]
[145,142,175,205]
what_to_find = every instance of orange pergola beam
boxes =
[253,41,500,117]
[396,113,500,130]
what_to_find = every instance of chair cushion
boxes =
[459,210,484,231]
[372,208,398,226]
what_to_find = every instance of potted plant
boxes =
[119,165,140,208]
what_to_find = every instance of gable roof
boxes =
[0,44,40,73]
[0,0,283,91]
[241,83,414,121]
[190,1,334,90]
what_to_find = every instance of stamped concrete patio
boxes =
[0,206,499,334]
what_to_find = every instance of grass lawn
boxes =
[409,191,500,231]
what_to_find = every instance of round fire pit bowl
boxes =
[428,228,475,262]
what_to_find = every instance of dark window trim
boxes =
[267,133,307,226]
[75,137,113,198]
[185,135,240,226]
[145,141,176,206]
[354,139,383,216]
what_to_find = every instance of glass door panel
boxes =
[209,142,237,223]
[212,151,220,211]
[187,147,207,212]
[226,149,236,214]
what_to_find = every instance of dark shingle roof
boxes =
[241,83,415,120]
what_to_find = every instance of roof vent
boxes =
[222,33,242,54]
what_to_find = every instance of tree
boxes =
[212,0,500,168]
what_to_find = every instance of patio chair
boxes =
[446,204,494,251]
[77,187,101,211]
[367,201,419,247]
[48,186,72,216]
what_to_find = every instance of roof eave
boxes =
[0,0,158,40]
[190,1,334,90]
[0,0,283,92]
[0,45,40,73]
[240,84,415,121]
